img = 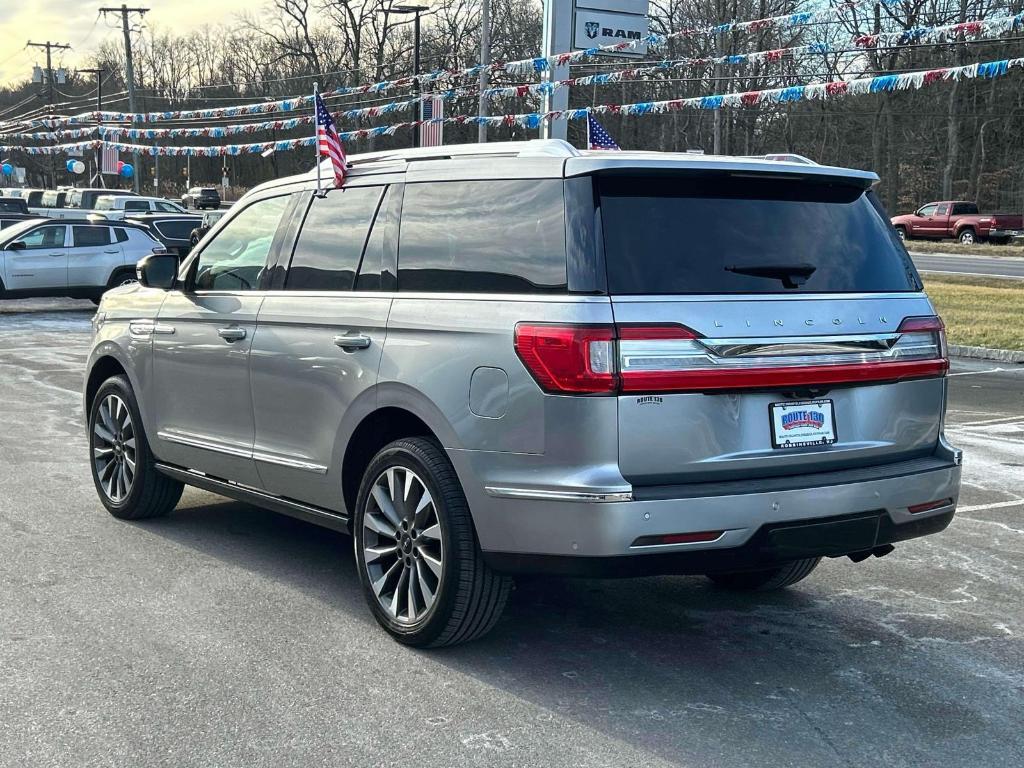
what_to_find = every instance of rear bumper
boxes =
[989,228,1024,238]
[484,508,955,577]
[455,439,961,573]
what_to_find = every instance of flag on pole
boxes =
[101,132,120,174]
[419,95,444,147]
[315,91,347,187]
[586,115,621,151]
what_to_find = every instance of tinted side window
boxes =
[935,204,949,215]
[398,180,567,293]
[73,225,111,247]
[356,185,399,292]
[114,228,129,243]
[193,196,289,291]
[286,186,384,291]
[124,200,150,212]
[155,220,199,240]
[952,202,978,215]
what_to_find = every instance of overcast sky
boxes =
[0,0,254,87]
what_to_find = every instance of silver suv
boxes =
[84,140,962,647]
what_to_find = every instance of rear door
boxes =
[4,224,68,290]
[68,224,119,287]
[249,183,395,510]
[595,172,946,487]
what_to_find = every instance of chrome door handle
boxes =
[218,327,247,342]
[333,333,371,351]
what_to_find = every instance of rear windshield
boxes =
[598,175,920,294]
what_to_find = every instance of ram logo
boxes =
[585,21,600,39]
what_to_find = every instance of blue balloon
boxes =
[120,163,134,179]
[1,163,12,176]
[66,159,75,172]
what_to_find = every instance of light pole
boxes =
[392,4,429,149]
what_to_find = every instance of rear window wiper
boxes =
[724,262,816,289]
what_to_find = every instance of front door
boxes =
[150,194,292,488]
[249,184,394,511]
[3,224,67,291]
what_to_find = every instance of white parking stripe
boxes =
[958,499,1024,513]
[948,368,1006,377]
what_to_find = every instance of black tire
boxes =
[894,226,907,242]
[107,267,137,290]
[958,228,977,245]
[353,437,512,647]
[706,557,820,591]
[88,375,183,520]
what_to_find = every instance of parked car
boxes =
[188,209,227,245]
[67,187,139,210]
[0,218,166,302]
[181,186,221,210]
[125,212,203,259]
[93,194,188,220]
[891,201,1024,244]
[0,197,30,214]
[0,214,45,229]
[84,140,960,647]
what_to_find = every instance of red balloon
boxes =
[117,160,125,171]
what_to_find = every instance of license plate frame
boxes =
[769,399,837,449]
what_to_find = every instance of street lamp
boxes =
[392,4,429,148]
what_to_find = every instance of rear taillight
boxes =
[515,316,948,395]
[513,324,617,394]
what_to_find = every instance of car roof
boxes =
[243,139,879,196]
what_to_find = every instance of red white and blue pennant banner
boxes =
[4,57,1020,157]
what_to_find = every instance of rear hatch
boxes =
[595,168,947,486]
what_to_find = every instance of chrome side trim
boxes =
[156,430,252,459]
[129,320,175,338]
[251,450,329,475]
[485,486,633,503]
[154,463,349,532]
[157,430,329,474]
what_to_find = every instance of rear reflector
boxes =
[907,498,954,514]
[632,531,724,547]
[515,317,948,395]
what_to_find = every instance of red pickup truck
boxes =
[891,201,1024,245]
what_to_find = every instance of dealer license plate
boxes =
[770,399,837,449]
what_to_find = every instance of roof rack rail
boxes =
[310,139,579,176]
[744,153,819,165]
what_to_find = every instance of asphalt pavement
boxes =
[910,250,1024,279]
[1,299,1022,767]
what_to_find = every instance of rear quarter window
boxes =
[598,175,920,295]
[398,179,566,293]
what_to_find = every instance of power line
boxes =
[99,5,149,191]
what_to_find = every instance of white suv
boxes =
[0,218,165,303]
[93,195,187,220]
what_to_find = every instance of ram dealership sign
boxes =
[572,0,650,57]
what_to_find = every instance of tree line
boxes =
[1,0,1022,214]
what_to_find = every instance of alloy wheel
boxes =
[361,466,444,625]
[92,394,137,503]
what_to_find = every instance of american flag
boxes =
[419,95,444,147]
[101,132,119,174]
[587,115,621,151]
[315,92,347,187]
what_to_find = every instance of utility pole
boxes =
[79,67,105,187]
[477,0,490,143]
[99,5,149,193]
[27,40,71,187]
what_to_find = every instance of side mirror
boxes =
[7,240,25,250]
[136,253,178,289]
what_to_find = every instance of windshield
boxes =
[0,218,48,243]
[598,174,921,295]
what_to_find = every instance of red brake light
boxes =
[513,324,617,394]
